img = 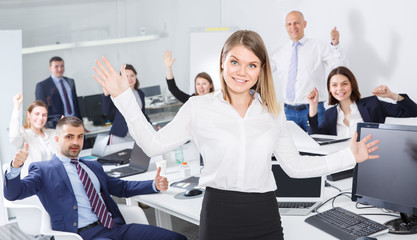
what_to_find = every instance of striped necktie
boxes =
[286,41,300,102]
[70,159,114,228]
[59,79,73,115]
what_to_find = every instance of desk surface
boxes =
[84,140,412,239]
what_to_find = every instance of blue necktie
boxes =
[286,42,300,102]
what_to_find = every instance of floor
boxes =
[0,206,199,240]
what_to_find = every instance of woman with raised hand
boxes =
[307,66,417,137]
[94,30,380,240]
[163,50,214,103]
[9,93,57,176]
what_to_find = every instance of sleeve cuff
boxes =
[5,161,22,180]
[152,180,159,192]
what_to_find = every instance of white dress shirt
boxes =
[113,89,356,193]
[271,37,346,104]
[9,108,57,177]
[336,102,365,138]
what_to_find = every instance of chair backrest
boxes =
[3,196,43,236]
[117,204,149,225]
[3,196,82,240]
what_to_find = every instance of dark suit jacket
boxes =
[3,156,155,233]
[35,76,82,128]
[308,94,417,136]
[102,89,150,137]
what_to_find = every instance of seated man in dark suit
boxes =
[36,56,82,128]
[3,116,187,240]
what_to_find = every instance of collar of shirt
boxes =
[214,89,261,104]
[336,102,364,138]
[51,75,63,84]
[27,128,49,140]
[289,36,306,47]
[55,154,75,164]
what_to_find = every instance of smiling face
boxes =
[27,106,48,130]
[221,45,262,97]
[329,74,353,104]
[56,124,84,158]
[49,60,65,79]
[125,69,137,89]
[285,11,307,42]
[195,77,212,95]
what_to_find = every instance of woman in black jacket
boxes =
[163,50,215,103]
[307,66,417,137]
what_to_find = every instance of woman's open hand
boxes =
[349,132,380,163]
[93,57,129,98]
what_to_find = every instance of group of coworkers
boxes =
[4,10,417,240]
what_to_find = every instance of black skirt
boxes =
[199,187,284,240]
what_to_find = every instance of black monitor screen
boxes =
[353,123,417,216]
[141,85,161,97]
[272,164,322,198]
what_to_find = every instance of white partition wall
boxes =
[0,30,22,225]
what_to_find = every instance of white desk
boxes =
[85,141,412,239]
[84,124,112,139]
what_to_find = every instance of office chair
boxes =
[4,196,149,240]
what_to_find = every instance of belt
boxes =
[78,220,101,233]
[284,102,323,111]
[284,103,308,110]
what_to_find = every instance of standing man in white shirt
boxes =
[270,10,347,131]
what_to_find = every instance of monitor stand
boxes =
[386,213,417,234]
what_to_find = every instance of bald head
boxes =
[285,11,307,42]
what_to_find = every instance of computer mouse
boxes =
[184,189,203,197]
[356,236,377,240]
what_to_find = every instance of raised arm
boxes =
[307,88,319,117]
[372,85,403,102]
[373,85,417,117]
[9,93,25,149]
[163,50,176,80]
[93,57,192,156]
[330,27,340,46]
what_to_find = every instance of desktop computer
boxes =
[305,122,417,239]
[352,122,417,234]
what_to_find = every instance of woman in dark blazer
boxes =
[307,66,417,137]
[163,50,215,103]
[102,64,150,144]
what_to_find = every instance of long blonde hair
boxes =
[219,30,280,116]
[23,100,48,129]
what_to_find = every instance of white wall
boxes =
[221,0,417,102]
[1,0,416,110]
[0,0,222,110]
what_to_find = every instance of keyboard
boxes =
[305,207,388,240]
[278,202,315,209]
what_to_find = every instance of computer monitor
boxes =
[352,122,417,234]
[141,85,161,97]
[83,94,114,125]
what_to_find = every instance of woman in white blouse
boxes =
[9,93,57,177]
[307,66,417,137]
[93,30,379,240]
